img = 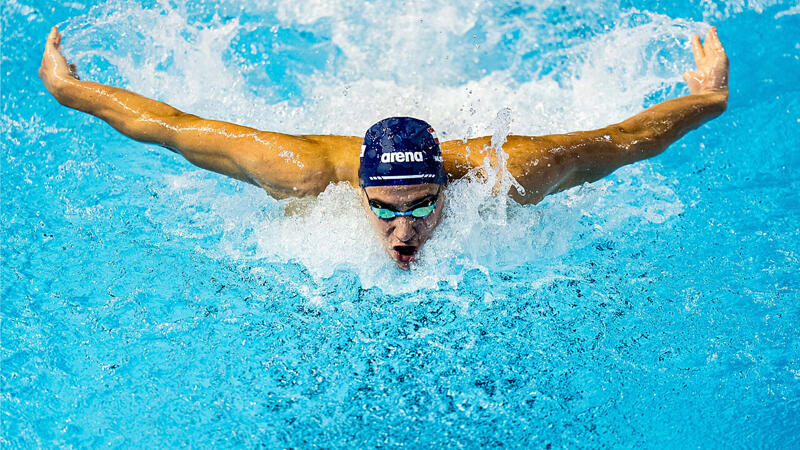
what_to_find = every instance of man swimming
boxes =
[39,26,729,269]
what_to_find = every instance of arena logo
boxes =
[380,151,424,164]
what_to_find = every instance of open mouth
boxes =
[393,245,417,263]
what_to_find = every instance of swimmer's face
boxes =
[360,183,444,270]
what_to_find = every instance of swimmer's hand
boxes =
[683,27,729,96]
[39,26,80,98]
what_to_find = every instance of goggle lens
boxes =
[410,204,435,218]
[365,186,441,221]
[370,203,436,220]
[371,206,398,220]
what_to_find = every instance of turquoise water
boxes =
[2,0,800,447]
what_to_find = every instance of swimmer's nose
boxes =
[393,216,415,242]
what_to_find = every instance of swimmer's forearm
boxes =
[49,77,347,196]
[51,78,186,147]
[505,90,727,204]
[613,90,728,162]
[50,78,269,185]
[557,91,728,189]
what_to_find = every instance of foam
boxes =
[774,4,800,18]
[62,0,702,292]
[701,0,788,20]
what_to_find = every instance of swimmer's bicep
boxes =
[164,116,334,195]
[226,131,346,197]
[440,137,494,178]
[502,132,628,202]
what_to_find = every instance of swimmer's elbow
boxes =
[255,178,327,199]
[245,161,334,199]
[285,177,329,198]
[603,125,665,164]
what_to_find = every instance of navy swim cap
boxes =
[358,117,448,187]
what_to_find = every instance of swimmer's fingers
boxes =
[41,28,56,79]
[47,26,57,46]
[707,28,729,76]
[46,26,63,50]
[683,70,701,93]
[44,26,64,61]
[691,34,704,66]
[706,27,726,55]
[684,27,728,94]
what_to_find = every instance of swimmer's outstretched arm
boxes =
[443,27,729,205]
[39,27,360,199]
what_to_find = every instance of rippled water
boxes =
[2,0,799,447]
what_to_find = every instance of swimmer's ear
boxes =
[69,63,80,80]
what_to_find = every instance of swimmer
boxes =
[39,26,728,269]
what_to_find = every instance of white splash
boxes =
[774,4,800,18]
[701,0,788,20]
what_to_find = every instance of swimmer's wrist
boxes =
[701,87,727,96]
[695,89,728,111]
[49,77,87,107]
[711,89,728,107]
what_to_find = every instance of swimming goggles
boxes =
[364,187,441,220]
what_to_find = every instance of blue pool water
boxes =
[2,0,800,447]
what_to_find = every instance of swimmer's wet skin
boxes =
[39,25,729,270]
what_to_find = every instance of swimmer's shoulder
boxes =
[440,136,495,179]
[300,134,362,187]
